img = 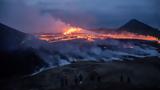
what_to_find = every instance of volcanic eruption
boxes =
[63,27,82,35]
[38,25,160,44]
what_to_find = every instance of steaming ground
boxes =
[51,39,160,61]
[33,34,160,71]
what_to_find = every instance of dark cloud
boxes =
[0,0,160,33]
[38,0,160,29]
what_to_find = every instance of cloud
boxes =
[0,0,68,33]
[35,0,160,28]
[0,0,159,33]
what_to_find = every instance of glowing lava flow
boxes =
[63,27,82,35]
[38,27,160,44]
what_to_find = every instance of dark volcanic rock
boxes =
[0,23,27,51]
[119,19,160,38]
[0,23,47,79]
[0,49,47,79]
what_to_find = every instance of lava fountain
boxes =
[63,27,82,35]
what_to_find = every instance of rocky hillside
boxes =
[0,23,48,79]
[0,23,27,51]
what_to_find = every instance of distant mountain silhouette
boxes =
[119,19,160,38]
[0,23,47,79]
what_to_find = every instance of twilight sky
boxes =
[0,0,159,33]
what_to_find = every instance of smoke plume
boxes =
[0,0,68,33]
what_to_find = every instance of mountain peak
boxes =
[120,19,154,30]
[119,19,160,38]
[127,19,148,26]
[129,19,141,23]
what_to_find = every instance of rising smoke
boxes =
[0,0,68,33]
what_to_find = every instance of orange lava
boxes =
[38,27,160,44]
[64,27,82,35]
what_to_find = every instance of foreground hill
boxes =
[0,23,27,51]
[0,23,47,79]
[3,57,160,90]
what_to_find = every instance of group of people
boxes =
[58,71,132,88]
[59,71,102,88]
[59,74,69,87]
[59,73,84,87]
[120,73,131,84]
[89,71,102,83]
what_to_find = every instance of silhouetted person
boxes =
[60,75,68,87]
[120,73,124,83]
[90,72,96,81]
[127,76,131,84]
[64,75,68,86]
[89,71,101,89]
[89,71,100,83]
[78,73,83,84]
[60,76,65,87]
[97,75,102,83]
[74,75,79,85]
